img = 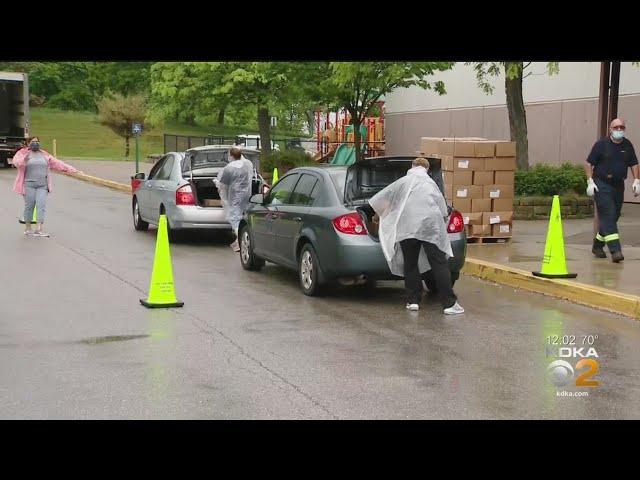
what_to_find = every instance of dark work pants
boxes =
[399,238,457,309]
[593,178,624,253]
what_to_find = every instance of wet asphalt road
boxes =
[1,170,639,419]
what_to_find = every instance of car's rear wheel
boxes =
[239,225,265,271]
[133,197,149,231]
[299,243,324,296]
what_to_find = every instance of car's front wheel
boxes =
[239,225,265,271]
[133,197,149,231]
[299,243,324,296]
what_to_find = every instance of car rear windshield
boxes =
[328,169,347,198]
[182,149,260,174]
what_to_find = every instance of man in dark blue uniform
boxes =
[585,118,640,262]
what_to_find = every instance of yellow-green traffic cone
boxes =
[140,215,184,308]
[533,195,577,279]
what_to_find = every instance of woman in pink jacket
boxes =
[12,136,81,237]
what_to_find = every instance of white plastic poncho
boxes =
[214,156,254,232]
[368,166,452,276]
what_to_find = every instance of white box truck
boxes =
[0,71,29,168]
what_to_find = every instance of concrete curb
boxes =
[462,257,640,320]
[63,172,131,194]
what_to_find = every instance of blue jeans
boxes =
[593,178,624,253]
[24,183,48,225]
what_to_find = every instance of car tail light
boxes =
[447,210,465,233]
[131,178,142,192]
[333,213,368,235]
[176,185,196,206]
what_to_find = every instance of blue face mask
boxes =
[29,141,40,151]
[611,130,625,141]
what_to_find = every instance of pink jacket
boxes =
[11,148,79,195]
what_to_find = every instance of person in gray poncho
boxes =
[214,146,254,252]
[368,157,464,314]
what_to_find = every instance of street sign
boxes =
[132,123,143,135]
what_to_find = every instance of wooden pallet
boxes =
[467,236,512,244]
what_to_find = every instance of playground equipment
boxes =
[330,125,368,166]
[313,103,385,164]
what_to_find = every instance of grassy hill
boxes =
[30,108,303,160]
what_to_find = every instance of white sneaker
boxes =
[443,302,465,315]
[24,230,34,236]
[230,239,240,252]
[406,303,419,311]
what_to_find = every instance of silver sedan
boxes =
[131,146,266,240]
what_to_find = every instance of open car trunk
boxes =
[182,149,263,208]
[191,177,222,207]
[345,156,446,240]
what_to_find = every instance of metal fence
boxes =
[163,134,313,154]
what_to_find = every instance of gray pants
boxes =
[24,183,48,224]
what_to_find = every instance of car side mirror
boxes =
[250,194,264,204]
[134,172,146,180]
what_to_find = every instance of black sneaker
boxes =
[592,247,606,258]
[611,251,624,263]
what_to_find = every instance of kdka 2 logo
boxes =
[546,346,600,388]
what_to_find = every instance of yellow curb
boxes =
[62,171,131,194]
[462,257,640,320]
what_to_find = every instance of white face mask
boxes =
[611,130,625,141]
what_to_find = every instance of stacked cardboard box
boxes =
[419,137,516,238]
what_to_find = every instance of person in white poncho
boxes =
[368,157,464,314]
[214,146,254,252]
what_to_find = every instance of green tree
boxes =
[149,62,234,127]
[211,62,300,156]
[469,62,559,170]
[321,62,454,161]
[96,93,147,158]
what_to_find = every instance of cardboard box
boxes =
[473,141,496,157]
[453,198,472,212]
[473,171,495,186]
[453,171,473,185]
[203,199,223,207]
[483,211,514,225]
[472,198,492,213]
[419,138,493,158]
[444,184,453,201]
[495,141,516,157]
[462,212,483,226]
[437,155,486,172]
[492,198,514,211]
[484,184,515,199]
[485,157,516,171]
[453,185,483,199]
[453,157,486,171]
[471,224,491,236]
[492,222,513,237]
[494,171,515,185]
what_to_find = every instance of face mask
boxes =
[611,130,625,141]
[29,141,40,151]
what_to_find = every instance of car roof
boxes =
[186,145,261,153]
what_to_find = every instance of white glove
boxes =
[633,178,640,197]
[586,178,598,197]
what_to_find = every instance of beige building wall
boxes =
[386,62,640,202]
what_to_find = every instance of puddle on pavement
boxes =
[78,334,150,345]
